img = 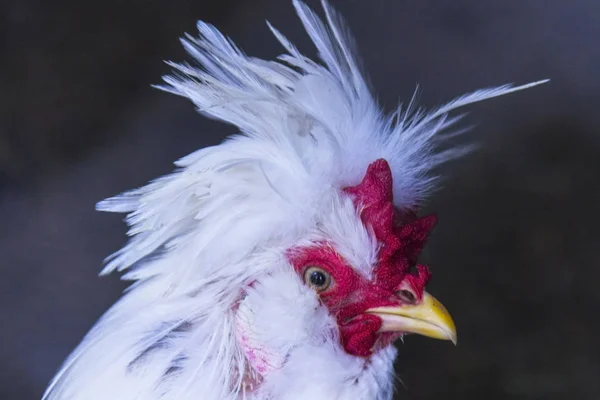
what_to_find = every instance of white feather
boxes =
[43,1,547,399]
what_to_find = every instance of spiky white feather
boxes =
[43,1,546,399]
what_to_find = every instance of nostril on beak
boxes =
[397,289,417,304]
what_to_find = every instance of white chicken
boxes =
[43,1,546,399]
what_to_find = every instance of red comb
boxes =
[343,159,435,294]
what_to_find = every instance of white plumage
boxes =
[43,1,546,399]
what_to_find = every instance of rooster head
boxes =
[287,159,454,358]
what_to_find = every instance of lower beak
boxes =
[365,292,457,344]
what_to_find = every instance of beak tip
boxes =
[446,326,457,346]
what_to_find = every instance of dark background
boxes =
[2,0,599,399]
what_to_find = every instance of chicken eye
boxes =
[303,266,332,292]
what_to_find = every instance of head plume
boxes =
[97,0,545,288]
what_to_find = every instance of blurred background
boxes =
[1,0,599,399]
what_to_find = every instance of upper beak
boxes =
[365,292,457,344]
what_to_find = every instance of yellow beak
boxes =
[366,292,457,344]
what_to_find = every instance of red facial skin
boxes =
[288,159,436,357]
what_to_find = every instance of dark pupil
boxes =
[310,271,327,286]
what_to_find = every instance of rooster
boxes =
[43,1,546,399]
